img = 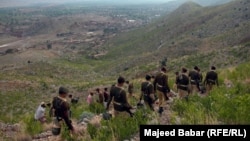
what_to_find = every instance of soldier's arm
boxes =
[195,74,201,91]
[164,75,170,92]
[148,84,155,100]
[203,72,208,85]
[149,84,154,95]
[153,77,157,91]
[61,102,74,131]
[140,83,143,100]
[106,91,114,110]
[187,75,190,85]
[50,98,56,117]
[123,90,132,108]
[216,73,219,86]
[176,76,180,85]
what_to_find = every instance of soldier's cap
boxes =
[211,66,216,70]
[118,76,125,84]
[145,74,152,80]
[59,86,69,94]
[161,66,167,72]
[182,68,187,73]
[194,66,199,70]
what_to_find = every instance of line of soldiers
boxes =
[48,65,219,136]
[107,65,219,117]
[175,66,219,99]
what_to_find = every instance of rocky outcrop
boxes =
[0,122,21,140]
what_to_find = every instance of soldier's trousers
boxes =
[178,89,188,99]
[206,84,214,94]
[144,95,154,111]
[114,105,133,117]
[190,84,199,95]
[173,84,178,93]
[156,90,167,107]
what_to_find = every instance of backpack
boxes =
[142,82,155,103]
[51,97,65,119]
[143,82,151,97]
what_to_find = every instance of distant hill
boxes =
[192,0,234,6]
[101,0,250,74]
[156,0,233,15]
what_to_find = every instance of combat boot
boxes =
[158,107,164,116]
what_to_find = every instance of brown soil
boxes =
[0,80,37,91]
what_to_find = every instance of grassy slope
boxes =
[1,60,250,140]
[170,61,250,124]
[1,0,250,124]
[0,0,250,140]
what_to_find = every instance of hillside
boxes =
[0,0,250,140]
[99,0,250,75]
[1,57,250,141]
[192,0,233,6]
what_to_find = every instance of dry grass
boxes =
[14,134,32,141]
[42,123,53,131]
[243,78,250,84]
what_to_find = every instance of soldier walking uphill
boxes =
[106,76,134,117]
[153,67,170,116]
[140,74,155,111]
[188,66,201,95]
[204,66,219,94]
[176,68,190,101]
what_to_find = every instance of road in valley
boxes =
[0,40,24,48]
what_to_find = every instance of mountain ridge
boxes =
[99,0,250,74]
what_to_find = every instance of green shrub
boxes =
[88,108,149,141]
[88,103,106,114]
[87,123,98,139]
[70,103,89,119]
[171,62,250,125]
[171,83,250,125]
[61,126,79,141]
[23,114,43,136]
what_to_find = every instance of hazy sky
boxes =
[0,0,177,8]
[0,0,176,5]
[0,0,232,8]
